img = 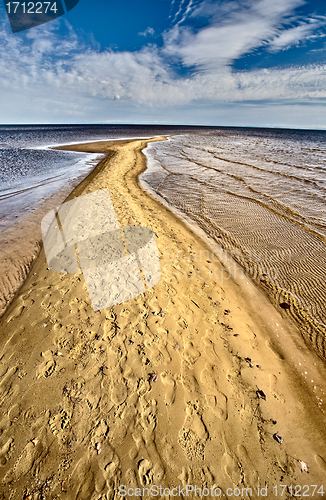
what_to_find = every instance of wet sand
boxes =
[0,137,326,499]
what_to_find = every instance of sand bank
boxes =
[0,138,326,499]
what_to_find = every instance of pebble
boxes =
[273,432,283,444]
[149,373,158,382]
[256,389,266,400]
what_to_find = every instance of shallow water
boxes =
[142,128,326,361]
[0,124,194,227]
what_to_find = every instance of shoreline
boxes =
[0,151,107,319]
[1,137,326,497]
[142,137,326,365]
[0,136,169,319]
[54,137,326,411]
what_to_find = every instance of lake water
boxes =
[142,128,326,362]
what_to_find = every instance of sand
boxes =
[0,137,326,499]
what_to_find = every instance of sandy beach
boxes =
[1,137,326,499]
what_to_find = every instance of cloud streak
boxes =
[138,27,155,37]
[268,18,326,51]
[0,0,325,123]
[163,0,310,69]
[1,23,325,107]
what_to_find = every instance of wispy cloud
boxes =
[172,0,189,23]
[168,0,177,20]
[0,0,325,124]
[268,18,326,51]
[163,0,309,69]
[138,27,155,37]
[176,0,196,25]
[1,18,325,109]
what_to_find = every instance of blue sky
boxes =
[1,0,326,127]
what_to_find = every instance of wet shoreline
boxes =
[142,133,326,362]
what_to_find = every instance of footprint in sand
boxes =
[200,363,219,391]
[237,444,259,487]
[129,446,138,460]
[73,458,97,500]
[205,392,228,420]
[182,341,201,365]
[138,458,153,486]
[73,444,121,500]
[202,337,220,362]
[221,433,242,485]
[137,378,151,398]
[103,454,121,491]
[28,410,50,437]
[269,374,285,403]
[49,408,72,437]
[161,437,179,469]
[315,454,326,472]
[138,401,165,483]
[85,390,101,411]
[160,371,176,406]
[111,378,128,406]
[221,451,242,485]
[0,366,18,402]
[181,362,200,396]
[36,350,56,378]
[132,425,146,452]
[108,366,128,406]
[125,468,140,492]
[73,451,121,500]
[178,406,208,461]
[3,439,43,484]
[124,367,139,393]
[6,303,24,323]
[147,344,164,366]
[116,396,137,442]
[157,340,171,364]
[0,437,14,466]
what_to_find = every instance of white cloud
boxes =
[168,0,177,20]
[138,27,155,37]
[172,0,188,23]
[0,0,325,125]
[163,0,309,69]
[1,22,325,108]
[268,19,326,51]
[176,0,197,25]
